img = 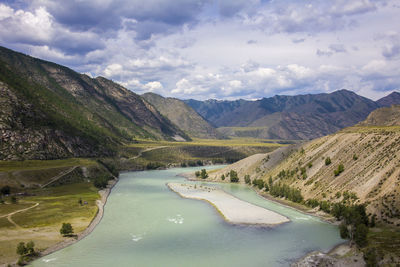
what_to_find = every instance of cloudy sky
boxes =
[1,0,399,100]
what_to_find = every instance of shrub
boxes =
[339,223,349,239]
[252,179,264,189]
[16,242,27,256]
[353,154,358,160]
[230,170,239,183]
[325,157,331,165]
[60,223,73,236]
[244,175,251,184]
[195,171,200,177]
[334,164,344,176]
[221,174,225,180]
[200,169,208,179]
[354,223,368,247]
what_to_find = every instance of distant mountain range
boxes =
[185,90,400,140]
[142,93,222,139]
[0,46,189,160]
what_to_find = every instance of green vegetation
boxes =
[325,157,331,165]
[60,223,74,236]
[252,178,265,190]
[200,169,208,179]
[229,170,239,183]
[269,183,303,203]
[334,163,344,176]
[353,154,358,160]
[16,241,37,266]
[221,174,225,180]
[244,175,251,184]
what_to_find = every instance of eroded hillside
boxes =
[209,106,400,225]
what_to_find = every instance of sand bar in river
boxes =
[168,183,290,226]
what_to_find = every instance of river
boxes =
[32,166,343,267]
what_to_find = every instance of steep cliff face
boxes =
[143,92,222,139]
[208,106,400,225]
[0,46,188,160]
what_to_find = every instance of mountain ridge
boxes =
[0,46,189,160]
[185,89,400,140]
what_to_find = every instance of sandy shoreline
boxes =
[37,177,119,259]
[168,182,290,226]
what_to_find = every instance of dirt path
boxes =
[41,166,78,188]
[0,202,39,229]
[130,146,168,160]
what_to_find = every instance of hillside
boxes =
[208,105,400,226]
[142,93,222,139]
[186,90,400,140]
[0,46,189,160]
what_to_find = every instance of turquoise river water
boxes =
[32,166,343,267]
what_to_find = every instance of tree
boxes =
[230,170,239,183]
[221,174,225,180]
[60,223,73,236]
[26,241,35,255]
[16,242,27,256]
[195,171,200,177]
[339,223,349,239]
[354,223,368,247]
[11,196,17,204]
[200,169,208,179]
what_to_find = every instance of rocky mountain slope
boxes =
[142,93,222,139]
[209,105,400,225]
[0,46,189,160]
[186,90,400,140]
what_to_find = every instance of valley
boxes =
[0,45,400,266]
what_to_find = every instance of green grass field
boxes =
[0,158,96,172]
[11,183,99,228]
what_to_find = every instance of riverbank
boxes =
[35,177,118,261]
[168,182,290,226]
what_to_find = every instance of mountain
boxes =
[208,105,400,226]
[358,105,400,126]
[185,90,400,140]
[377,92,400,106]
[142,93,222,139]
[0,46,189,160]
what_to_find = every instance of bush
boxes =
[221,174,225,180]
[93,175,110,189]
[354,223,368,247]
[339,223,349,238]
[60,223,73,236]
[200,169,208,179]
[325,157,331,165]
[16,242,27,256]
[353,154,358,160]
[334,164,344,176]
[230,170,239,183]
[244,175,251,184]
[195,171,200,177]
[252,178,264,189]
